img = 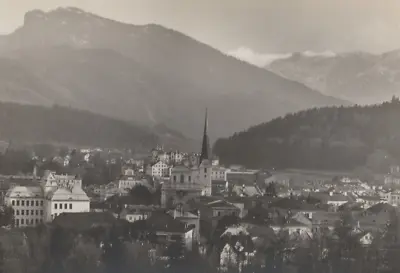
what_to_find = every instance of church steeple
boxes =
[199,108,210,164]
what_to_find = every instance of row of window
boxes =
[54,203,73,210]
[15,218,42,227]
[11,200,44,207]
[173,175,192,183]
[15,209,44,216]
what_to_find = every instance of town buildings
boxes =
[161,110,212,208]
[5,171,90,227]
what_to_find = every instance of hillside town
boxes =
[0,112,398,273]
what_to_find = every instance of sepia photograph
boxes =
[0,0,400,272]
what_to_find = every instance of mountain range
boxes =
[267,50,400,105]
[0,7,346,144]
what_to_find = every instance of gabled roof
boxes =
[206,200,239,209]
[366,203,395,214]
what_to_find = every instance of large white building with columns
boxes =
[5,171,90,227]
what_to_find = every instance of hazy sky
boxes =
[2,0,400,55]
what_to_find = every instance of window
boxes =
[217,211,221,216]
[204,168,207,173]
[21,200,25,206]
[173,176,177,182]
[31,201,34,206]
[21,210,24,215]
[40,201,43,206]
[16,200,20,206]
[64,203,67,209]
[180,174,184,183]
[40,210,43,216]
[189,176,191,182]
[54,203,58,209]
[35,219,39,224]
[30,219,34,225]
[69,203,72,209]
[21,219,24,225]
[11,200,15,206]
[36,200,39,206]
[31,210,34,215]
[26,210,29,215]
[16,219,19,227]
[16,210,19,216]
[35,210,38,216]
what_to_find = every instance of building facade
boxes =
[147,161,170,178]
[5,171,90,227]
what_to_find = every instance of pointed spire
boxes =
[199,108,210,164]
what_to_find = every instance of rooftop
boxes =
[53,212,117,230]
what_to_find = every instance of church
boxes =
[161,110,212,208]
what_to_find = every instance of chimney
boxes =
[329,191,333,196]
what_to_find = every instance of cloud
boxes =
[227,47,291,67]
[227,47,339,67]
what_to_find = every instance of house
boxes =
[211,166,229,181]
[146,161,170,178]
[225,197,256,219]
[142,211,195,250]
[311,211,341,234]
[118,176,148,190]
[356,195,385,209]
[167,208,200,241]
[197,199,241,227]
[269,216,312,240]
[384,174,400,186]
[119,205,157,223]
[231,184,263,197]
[383,191,400,207]
[354,203,396,231]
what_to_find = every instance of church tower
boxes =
[200,108,210,163]
[199,109,212,196]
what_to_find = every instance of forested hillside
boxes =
[214,98,400,170]
[0,102,158,150]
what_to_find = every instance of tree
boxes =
[129,185,154,205]
[265,182,277,197]
[102,225,127,273]
[0,206,14,227]
[46,225,74,273]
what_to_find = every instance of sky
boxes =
[2,0,400,60]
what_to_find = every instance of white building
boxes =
[5,171,90,227]
[211,166,229,181]
[170,151,184,164]
[147,161,170,178]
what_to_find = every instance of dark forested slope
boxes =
[214,98,400,170]
[0,102,159,150]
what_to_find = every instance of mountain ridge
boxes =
[266,49,400,104]
[0,7,347,140]
[214,99,400,171]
